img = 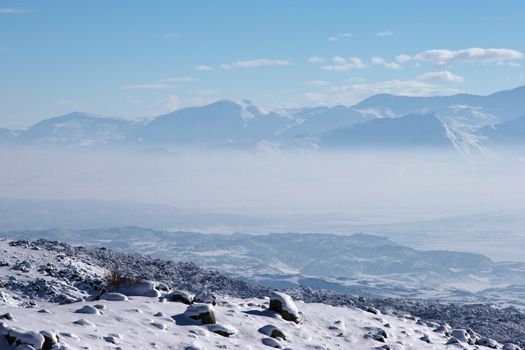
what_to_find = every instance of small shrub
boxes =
[104,269,143,290]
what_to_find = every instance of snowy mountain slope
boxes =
[353,86,525,124]
[350,86,525,152]
[17,112,139,147]
[354,93,483,119]
[6,228,525,308]
[480,116,525,146]
[1,238,523,349]
[138,100,291,146]
[482,85,525,122]
[319,114,454,149]
[277,105,371,138]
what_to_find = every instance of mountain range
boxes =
[2,85,524,153]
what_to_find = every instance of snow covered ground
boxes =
[0,238,523,349]
[2,294,502,350]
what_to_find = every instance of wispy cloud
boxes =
[220,58,290,69]
[163,33,180,39]
[497,61,522,68]
[121,76,195,90]
[320,56,366,72]
[197,89,218,96]
[328,32,352,42]
[399,48,523,66]
[121,83,170,90]
[417,71,464,83]
[0,8,32,14]
[395,54,412,64]
[55,100,75,106]
[307,56,326,64]
[308,80,330,87]
[156,77,196,83]
[376,31,393,37]
[371,56,400,70]
[194,64,213,71]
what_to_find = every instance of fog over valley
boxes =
[1,147,524,261]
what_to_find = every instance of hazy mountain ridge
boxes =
[319,113,454,149]
[17,112,141,147]
[480,116,525,145]
[2,86,524,151]
[354,86,525,124]
[0,128,17,145]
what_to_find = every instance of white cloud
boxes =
[417,71,464,83]
[400,48,523,66]
[220,58,290,69]
[0,8,31,14]
[163,33,180,39]
[376,31,393,37]
[328,32,352,41]
[320,56,366,72]
[194,64,213,71]
[307,56,326,64]
[371,56,400,69]
[395,54,412,64]
[121,76,195,90]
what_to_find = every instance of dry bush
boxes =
[104,269,143,290]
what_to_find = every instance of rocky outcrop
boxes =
[208,324,237,337]
[258,324,286,340]
[184,304,216,324]
[269,292,300,323]
[99,292,128,301]
[74,305,100,315]
[168,290,194,305]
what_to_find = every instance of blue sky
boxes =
[1,0,525,127]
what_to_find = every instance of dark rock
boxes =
[184,304,216,324]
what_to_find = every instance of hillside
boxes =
[1,238,524,349]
